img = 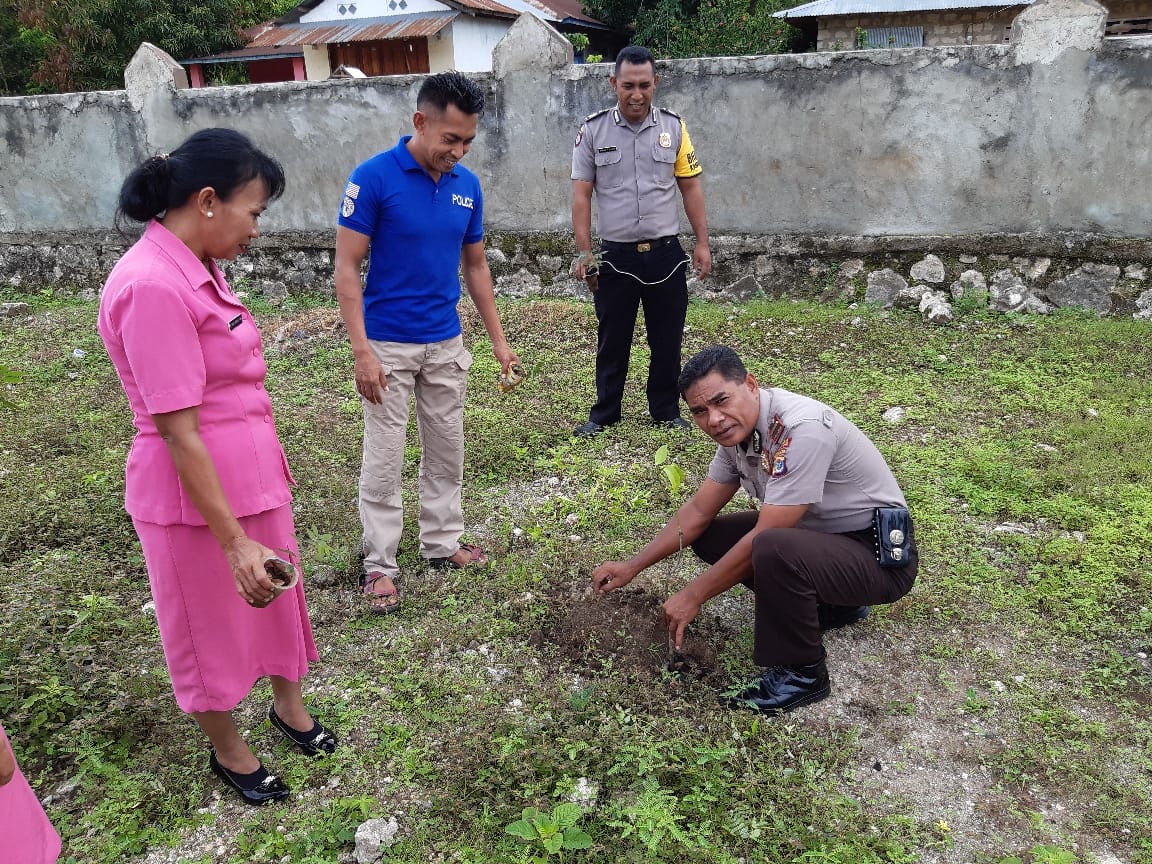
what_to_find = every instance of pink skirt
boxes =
[134,504,318,714]
[0,724,61,864]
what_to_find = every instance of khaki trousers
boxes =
[359,336,472,578]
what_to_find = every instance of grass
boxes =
[1,286,1150,864]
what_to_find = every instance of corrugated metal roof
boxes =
[248,13,458,46]
[446,0,520,15]
[515,0,604,25]
[774,0,1032,18]
[183,44,305,64]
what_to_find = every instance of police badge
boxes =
[341,196,355,218]
[658,131,672,148]
[763,436,791,478]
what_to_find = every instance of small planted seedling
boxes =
[505,803,593,862]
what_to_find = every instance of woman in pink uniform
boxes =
[98,129,336,805]
[0,723,61,863]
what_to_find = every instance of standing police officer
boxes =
[571,45,712,437]
[592,345,918,714]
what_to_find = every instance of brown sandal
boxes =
[429,543,488,570]
[359,572,401,614]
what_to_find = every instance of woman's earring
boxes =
[206,211,214,218]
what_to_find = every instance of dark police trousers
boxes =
[691,511,918,667]
[590,238,688,425]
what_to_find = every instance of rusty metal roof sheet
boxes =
[444,0,520,16]
[248,13,459,47]
[513,0,604,25]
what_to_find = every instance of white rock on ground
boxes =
[354,817,400,864]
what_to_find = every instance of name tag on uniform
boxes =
[597,146,617,153]
[228,314,243,331]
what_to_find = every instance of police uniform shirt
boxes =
[707,388,908,534]
[571,106,702,243]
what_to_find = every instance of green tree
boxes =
[584,0,804,58]
[4,0,298,94]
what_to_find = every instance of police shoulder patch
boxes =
[657,107,682,120]
[583,108,611,122]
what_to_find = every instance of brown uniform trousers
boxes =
[691,511,917,666]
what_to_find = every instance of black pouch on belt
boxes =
[873,506,913,568]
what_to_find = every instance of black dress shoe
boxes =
[573,420,608,437]
[818,604,871,631]
[652,417,692,430]
[268,705,338,757]
[723,660,831,714]
[209,750,290,805]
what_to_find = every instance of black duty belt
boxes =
[600,236,677,253]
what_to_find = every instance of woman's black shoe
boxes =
[268,705,338,757]
[208,750,290,805]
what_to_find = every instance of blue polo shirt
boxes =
[338,136,484,344]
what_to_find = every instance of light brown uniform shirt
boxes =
[707,388,908,533]
[571,106,701,243]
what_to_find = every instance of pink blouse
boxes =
[98,220,294,526]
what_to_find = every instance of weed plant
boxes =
[0,289,1149,863]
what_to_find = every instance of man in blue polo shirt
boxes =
[335,71,519,613]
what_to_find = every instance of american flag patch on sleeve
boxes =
[345,181,360,200]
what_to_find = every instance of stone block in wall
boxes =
[920,290,954,324]
[841,259,865,280]
[724,274,764,300]
[1013,257,1051,280]
[951,269,988,301]
[895,284,930,309]
[1042,262,1119,312]
[988,269,1030,311]
[988,268,1054,313]
[494,267,543,299]
[865,268,908,306]
[910,254,946,283]
[1135,289,1152,320]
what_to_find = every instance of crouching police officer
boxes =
[591,345,918,713]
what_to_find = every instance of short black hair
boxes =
[115,128,285,228]
[678,345,748,397]
[615,45,656,75]
[416,70,485,116]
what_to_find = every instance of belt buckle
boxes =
[636,241,651,253]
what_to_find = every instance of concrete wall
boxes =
[817,9,1018,50]
[1,0,1151,311]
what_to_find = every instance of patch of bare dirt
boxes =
[531,588,722,683]
[268,307,345,352]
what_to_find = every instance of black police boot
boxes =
[817,604,871,631]
[723,660,831,714]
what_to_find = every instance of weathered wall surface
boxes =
[817,9,1019,51]
[1,0,1151,318]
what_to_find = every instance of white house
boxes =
[180,0,618,85]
